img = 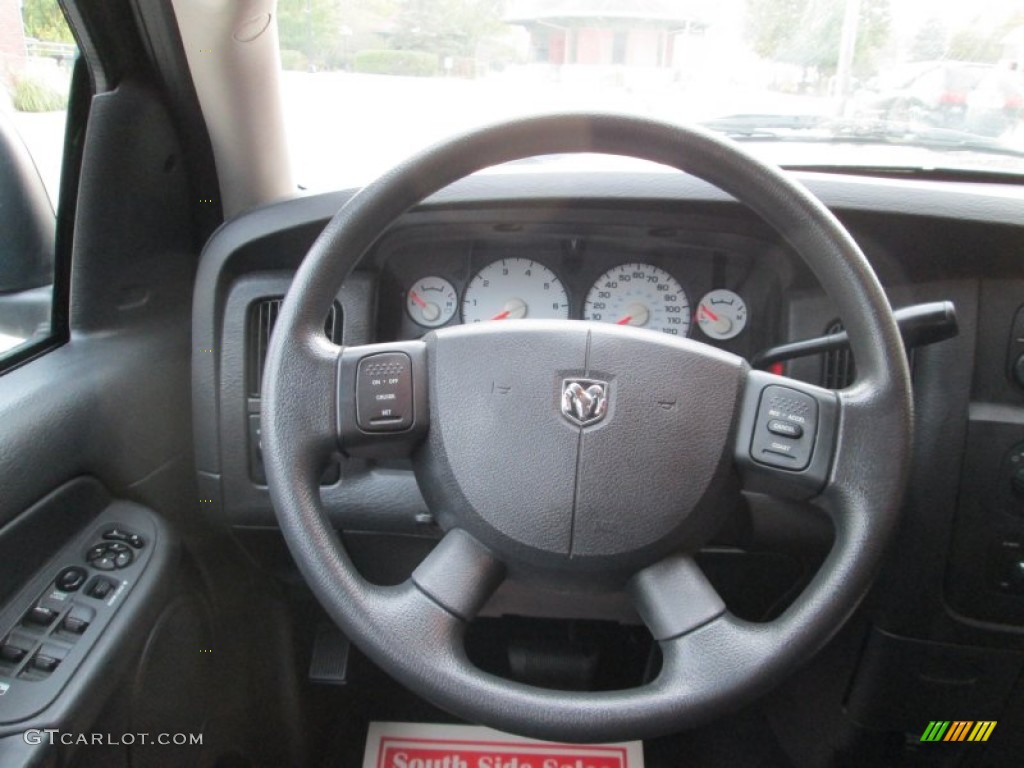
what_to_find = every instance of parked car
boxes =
[861,60,996,130]
[966,67,1024,137]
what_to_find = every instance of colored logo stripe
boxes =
[968,722,997,742]
[944,721,973,741]
[920,721,997,742]
[921,722,949,742]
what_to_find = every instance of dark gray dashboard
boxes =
[192,168,1024,636]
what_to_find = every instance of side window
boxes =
[0,0,75,363]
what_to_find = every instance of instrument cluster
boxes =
[378,234,773,359]
[398,259,750,339]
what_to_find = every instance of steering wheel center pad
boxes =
[419,320,746,580]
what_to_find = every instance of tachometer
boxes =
[461,258,569,323]
[583,263,690,336]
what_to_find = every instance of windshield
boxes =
[278,0,1024,189]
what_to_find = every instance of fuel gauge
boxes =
[697,289,747,340]
[407,276,458,328]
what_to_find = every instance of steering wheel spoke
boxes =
[734,368,840,500]
[628,555,726,641]
[337,340,429,458]
[412,529,506,621]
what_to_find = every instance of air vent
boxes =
[821,320,855,389]
[247,298,342,397]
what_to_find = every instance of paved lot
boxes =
[280,70,830,189]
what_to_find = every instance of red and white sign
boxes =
[362,722,645,768]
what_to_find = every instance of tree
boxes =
[945,10,1024,63]
[277,0,344,68]
[911,17,947,62]
[21,0,74,43]
[390,0,503,58]
[746,0,805,61]
[746,0,891,78]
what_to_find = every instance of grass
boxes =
[11,76,67,112]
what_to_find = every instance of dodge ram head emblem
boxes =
[561,379,609,426]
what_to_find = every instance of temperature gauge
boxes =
[697,289,747,340]
[407,276,458,328]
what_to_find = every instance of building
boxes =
[504,0,712,69]
[0,0,27,87]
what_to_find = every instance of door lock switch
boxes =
[85,577,116,601]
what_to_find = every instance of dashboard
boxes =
[187,167,1024,751]
[191,168,1024,633]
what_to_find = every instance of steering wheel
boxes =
[261,114,912,742]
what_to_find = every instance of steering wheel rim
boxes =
[261,113,913,741]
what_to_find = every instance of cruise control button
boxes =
[750,385,819,471]
[356,353,414,432]
[767,419,803,438]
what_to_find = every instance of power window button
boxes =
[31,644,67,673]
[1,643,28,664]
[61,605,95,635]
[26,606,57,627]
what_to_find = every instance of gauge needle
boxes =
[409,291,427,309]
[616,316,633,325]
[700,304,719,322]
[491,310,511,320]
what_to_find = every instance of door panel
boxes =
[0,68,198,766]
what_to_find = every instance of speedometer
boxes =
[583,263,690,337]
[461,258,569,323]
